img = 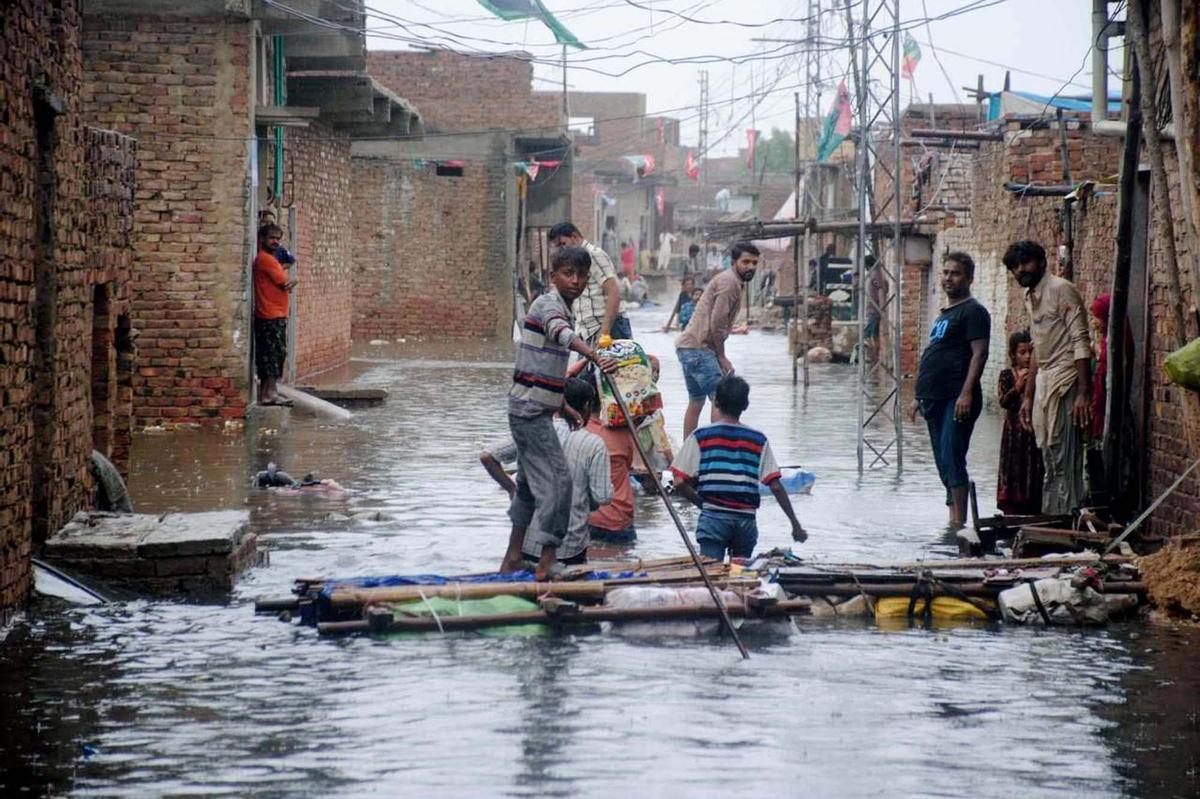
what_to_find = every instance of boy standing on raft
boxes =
[503,246,616,579]
[670,376,807,561]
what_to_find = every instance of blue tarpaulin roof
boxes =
[988,90,1123,120]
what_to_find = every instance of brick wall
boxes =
[86,128,138,471]
[81,15,253,426]
[368,49,561,134]
[286,122,353,379]
[2,0,136,626]
[350,152,514,340]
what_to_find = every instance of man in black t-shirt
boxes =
[907,251,990,529]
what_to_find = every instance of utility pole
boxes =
[849,0,904,475]
[698,70,709,186]
[562,45,570,125]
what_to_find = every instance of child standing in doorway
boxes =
[997,330,1044,515]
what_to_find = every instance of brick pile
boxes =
[286,122,354,378]
[350,153,513,340]
[2,0,137,626]
[81,15,253,426]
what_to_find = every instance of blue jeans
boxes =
[919,395,980,505]
[696,511,758,560]
[677,348,723,401]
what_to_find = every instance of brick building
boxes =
[80,0,415,425]
[2,0,137,626]
[361,49,570,341]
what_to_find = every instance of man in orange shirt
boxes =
[586,418,638,544]
[254,224,296,406]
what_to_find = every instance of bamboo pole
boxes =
[326,580,607,608]
[1127,0,1190,347]
[1159,0,1200,314]
[780,553,1131,571]
[318,599,815,636]
[776,581,1146,598]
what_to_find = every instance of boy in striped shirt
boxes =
[671,376,808,561]
[506,246,615,578]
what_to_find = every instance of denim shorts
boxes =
[677,348,723,401]
[695,511,758,560]
[588,523,637,545]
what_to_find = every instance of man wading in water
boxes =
[908,252,990,529]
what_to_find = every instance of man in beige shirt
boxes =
[675,241,758,438]
[1003,240,1092,514]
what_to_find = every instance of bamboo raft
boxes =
[254,551,1146,638]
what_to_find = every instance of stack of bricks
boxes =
[2,0,137,627]
[350,153,513,341]
[368,49,561,134]
[81,14,253,427]
[286,122,354,379]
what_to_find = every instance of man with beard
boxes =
[675,241,759,438]
[907,252,990,529]
[1003,240,1092,514]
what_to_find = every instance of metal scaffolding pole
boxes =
[850,0,904,475]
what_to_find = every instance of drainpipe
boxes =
[1092,0,1109,121]
[273,35,284,202]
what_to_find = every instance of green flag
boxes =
[816,81,852,162]
[477,1,584,49]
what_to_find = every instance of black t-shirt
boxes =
[916,297,991,400]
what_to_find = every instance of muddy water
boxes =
[3,308,1199,798]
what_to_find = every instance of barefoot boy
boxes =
[504,246,615,578]
[670,376,807,560]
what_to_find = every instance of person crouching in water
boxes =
[670,376,807,561]
[482,378,613,570]
[504,246,616,578]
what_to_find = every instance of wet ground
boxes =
[2,308,1199,797]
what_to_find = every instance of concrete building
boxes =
[80,0,417,425]
[1,0,138,626]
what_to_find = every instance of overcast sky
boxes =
[366,1,1116,155]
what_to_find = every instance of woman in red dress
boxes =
[997,330,1044,514]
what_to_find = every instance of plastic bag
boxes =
[594,340,663,427]
[1164,337,1200,391]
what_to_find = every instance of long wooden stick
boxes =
[599,370,751,659]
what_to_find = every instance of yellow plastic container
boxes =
[874,595,995,621]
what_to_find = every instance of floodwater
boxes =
[3,308,1199,798]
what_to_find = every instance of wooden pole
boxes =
[1159,0,1200,316]
[1127,0,1190,347]
[793,91,802,386]
[1105,54,1141,507]
[326,580,606,608]
[600,370,751,659]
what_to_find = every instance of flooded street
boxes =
[3,309,1198,798]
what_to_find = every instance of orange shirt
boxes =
[586,418,636,532]
[254,249,290,319]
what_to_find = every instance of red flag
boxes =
[656,117,665,144]
[746,129,760,168]
[655,187,666,216]
[685,150,699,182]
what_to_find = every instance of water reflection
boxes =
[1,308,1197,797]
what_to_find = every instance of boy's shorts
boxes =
[695,511,758,560]
[676,347,722,401]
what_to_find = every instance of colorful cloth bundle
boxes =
[595,339,663,428]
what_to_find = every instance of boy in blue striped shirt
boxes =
[670,376,808,560]
[505,246,615,578]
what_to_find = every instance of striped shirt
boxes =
[509,288,577,418]
[670,422,782,516]
[575,240,619,338]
